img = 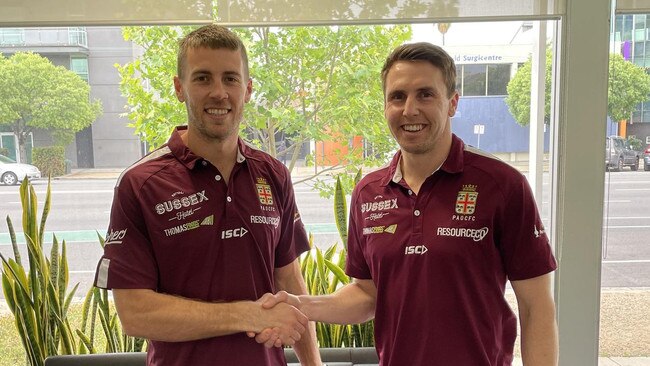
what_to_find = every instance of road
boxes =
[0,170,649,300]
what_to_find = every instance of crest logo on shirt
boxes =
[256,177,274,206]
[455,184,478,215]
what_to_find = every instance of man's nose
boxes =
[402,96,419,116]
[209,80,228,99]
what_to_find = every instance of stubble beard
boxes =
[187,103,241,143]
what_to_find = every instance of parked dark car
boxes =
[605,136,640,171]
[644,145,650,171]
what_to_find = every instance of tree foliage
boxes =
[117,24,411,194]
[607,53,650,122]
[504,49,552,126]
[506,49,650,126]
[0,53,102,163]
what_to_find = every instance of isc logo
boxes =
[404,245,428,255]
[221,227,248,239]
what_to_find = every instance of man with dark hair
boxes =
[255,42,558,366]
[94,24,321,366]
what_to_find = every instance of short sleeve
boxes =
[273,166,310,268]
[497,174,557,281]
[345,185,372,280]
[94,174,159,290]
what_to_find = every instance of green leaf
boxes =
[333,176,348,245]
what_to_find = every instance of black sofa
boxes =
[44,347,379,366]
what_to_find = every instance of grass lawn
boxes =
[0,313,27,366]
[0,302,142,366]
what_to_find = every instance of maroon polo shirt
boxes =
[346,134,557,366]
[94,126,309,366]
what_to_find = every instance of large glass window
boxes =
[456,63,512,96]
[462,64,487,96]
[601,10,650,359]
[68,27,88,47]
[70,57,89,81]
[0,28,24,45]
[487,64,511,95]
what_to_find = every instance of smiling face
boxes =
[383,60,458,157]
[173,46,252,144]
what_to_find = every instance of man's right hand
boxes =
[248,291,304,347]
[260,291,301,309]
[252,292,306,346]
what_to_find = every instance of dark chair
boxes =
[286,347,378,366]
[44,352,146,366]
[44,347,379,365]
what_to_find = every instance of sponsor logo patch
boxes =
[436,226,489,242]
[365,212,390,221]
[250,215,280,227]
[455,184,478,215]
[221,227,248,239]
[256,177,274,206]
[361,198,398,214]
[164,219,200,237]
[155,190,208,215]
[534,224,546,238]
[200,215,214,226]
[362,224,397,235]
[105,229,127,245]
[405,245,428,255]
[163,215,212,237]
[169,207,201,221]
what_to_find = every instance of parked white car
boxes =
[0,155,41,185]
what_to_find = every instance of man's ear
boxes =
[173,76,185,102]
[448,91,459,117]
[244,77,253,103]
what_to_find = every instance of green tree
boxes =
[506,50,650,126]
[607,53,650,122]
[117,25,410,195]
[0,52,102,163]
[505,48,553,126]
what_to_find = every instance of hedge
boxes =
[32,146,66,178]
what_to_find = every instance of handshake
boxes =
[247,291,308,348]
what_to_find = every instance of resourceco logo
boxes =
[250,215,280,227]
[437,227,489,242]
[155,191,209,215]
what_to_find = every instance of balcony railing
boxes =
[0,27,87,47]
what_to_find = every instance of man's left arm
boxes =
[275,259,322,366]
[511,272,558,366]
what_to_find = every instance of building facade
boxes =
[0,26,141,167]
[614,14,650,145]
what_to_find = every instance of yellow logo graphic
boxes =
[362,224,397,235]
[200,215,214,226]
